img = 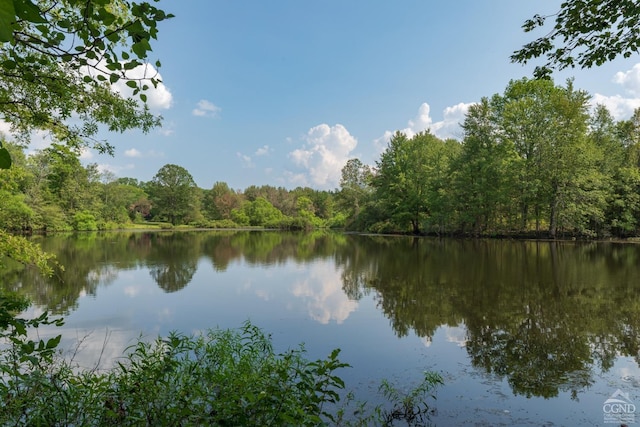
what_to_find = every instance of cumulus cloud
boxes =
[79,147,93,160]
[613,64,640,96]
[192,99,221,118]
[431,102,473,139]
[237,152,254,168]
[0,120,12,137]
[108,63,173,110]
[122,148,163,159]
[591,93,640,120]
[288,124,357,189]
[591,63,640,120]
[157,120,175,137]
[255,145,270,156]
[374,102,473,153]
[124,148,142,158]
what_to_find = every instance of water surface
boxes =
[7,231,640,426]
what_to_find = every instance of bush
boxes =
[209,219,239,228]
[0,315,443,426]
[72,211,98,231]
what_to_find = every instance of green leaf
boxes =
[140,93,147,103]
[132,39,152,58]
[0,0,16,42]
[123,60,140,70]
[0,147,12,169]
[1,59,16,69]
[14,0,45,23]
[46,335,62,349]
[126,80,138,89]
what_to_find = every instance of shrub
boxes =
[0,321,348,426]
[0,315,443,426]
[72,211,98,231]
[209,219,239,228]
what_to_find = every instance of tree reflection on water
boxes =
[6,231,640,399]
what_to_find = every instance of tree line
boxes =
[0,146,338,232]
[344,78,640,238]
[1,78,640,238]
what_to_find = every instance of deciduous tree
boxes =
[148,164,198,225]
[512,0,640,78]
[0,0,172,152]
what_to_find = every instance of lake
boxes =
[6,230,640,426]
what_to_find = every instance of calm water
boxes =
[6,230,640,426]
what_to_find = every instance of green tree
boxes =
[338,158,373,228]
[373,131,452,234]
[451,97,519,234]
[148,164,198,225]
[295,196,324,228]
[0,191,33,231]
[512,0,640,78]
[499,78,605,237]
[203,181,242,220]
[605,107,640,235]
[231,197,285,227]
[0,0,172,152]
[36,144,100,217]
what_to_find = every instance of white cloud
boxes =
[431,102,473,139]
[291,261,358,325]
[374,102,473,153]
[108,63,173,110]
[96,163,135,175]
[124,148,142,158]
[79,147,93,160]
[288,123,357,189]
[282,170,308,187]
[591,93,640,120]
[406,102,433,134]
[158,121,175,136]
[192,99,221,118]
[613,64,640,96]
[592,62,640,120]
[237,152,254,168]
[0,120,12,137]
[121,148,163,159]
[255,145,270,156]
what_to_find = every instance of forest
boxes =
[2,77,640,239]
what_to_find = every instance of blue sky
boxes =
[41,1,640,190]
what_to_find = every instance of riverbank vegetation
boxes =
[2,78,640,238]
[0,312,442,426]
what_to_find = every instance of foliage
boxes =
[0,190,33,231]
[512,0,640,78]
[1,77,639,238]
[147,164,199,225]
[338,158,374,229]
[377,371,443,426]
[72,210,98,231]
[373,131,456,234]
[0,318,443,426]
[0,140,11,169]
[0,230,55,276]
[0,0,173,151]
[450,97,518,235]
